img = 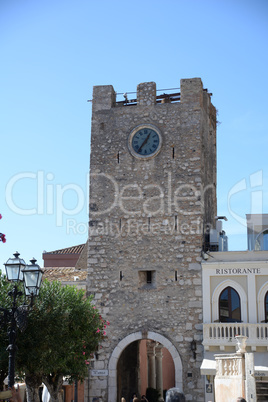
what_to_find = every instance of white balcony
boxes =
[203,323,268,351]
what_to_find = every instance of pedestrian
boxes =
[141,395,148,402]
[10,386,22,402]
[237,398,246,402]
[165,388,185,402]
[130,393,137,402]
[121,398,126,402]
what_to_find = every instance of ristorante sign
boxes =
[215,268,261,275]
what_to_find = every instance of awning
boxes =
[254,366,268,376]
[254,353,268,376]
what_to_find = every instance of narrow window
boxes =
[117,151,120,164]
[120,271,123,281]
[148,217,151,232]
[172,147,175,159]
[265,291,268,322]
[175,271,178,281]
[219,287,241,322]
[147,271,152,284]
[174,215,178,231]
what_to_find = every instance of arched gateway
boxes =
[108,331,183,401]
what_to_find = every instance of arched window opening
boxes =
[219,287,241,322]
[265,291,268,323]
[255,229,268,250]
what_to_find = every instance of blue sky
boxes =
[1,0,268,267]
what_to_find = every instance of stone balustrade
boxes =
[203,323,268,351]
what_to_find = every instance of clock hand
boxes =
[138,133,151,153]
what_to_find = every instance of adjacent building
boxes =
[201,214,268,401]
[42,243,87,288]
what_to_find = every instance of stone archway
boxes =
[108,331,183,401]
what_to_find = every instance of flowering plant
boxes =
[83,313,110,365]
[0,214,6,243]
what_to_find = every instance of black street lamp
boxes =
[2,252,43,388]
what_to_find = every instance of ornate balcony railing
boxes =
[203,323,268,351]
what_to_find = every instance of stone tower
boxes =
[86,78,217,401]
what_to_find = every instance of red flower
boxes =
[0,215,6,243]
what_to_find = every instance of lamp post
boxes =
[3,252,43,388]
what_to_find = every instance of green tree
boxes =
[16,280,107,402]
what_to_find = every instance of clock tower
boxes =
[86,78,217,401]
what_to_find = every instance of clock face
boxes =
[128,125,162,159]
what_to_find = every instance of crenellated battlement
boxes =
[92,78,213,111]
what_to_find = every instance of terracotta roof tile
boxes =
[43,267,87,282]
[44,244,85,255]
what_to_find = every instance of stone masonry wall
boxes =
[86,78,217,401]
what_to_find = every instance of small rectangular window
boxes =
[138,270,156,289]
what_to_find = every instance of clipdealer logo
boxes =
[4,169,266,235]
[5,171,89,227]
[227,170,264,227]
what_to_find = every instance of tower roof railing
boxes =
[115,88,181,106]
